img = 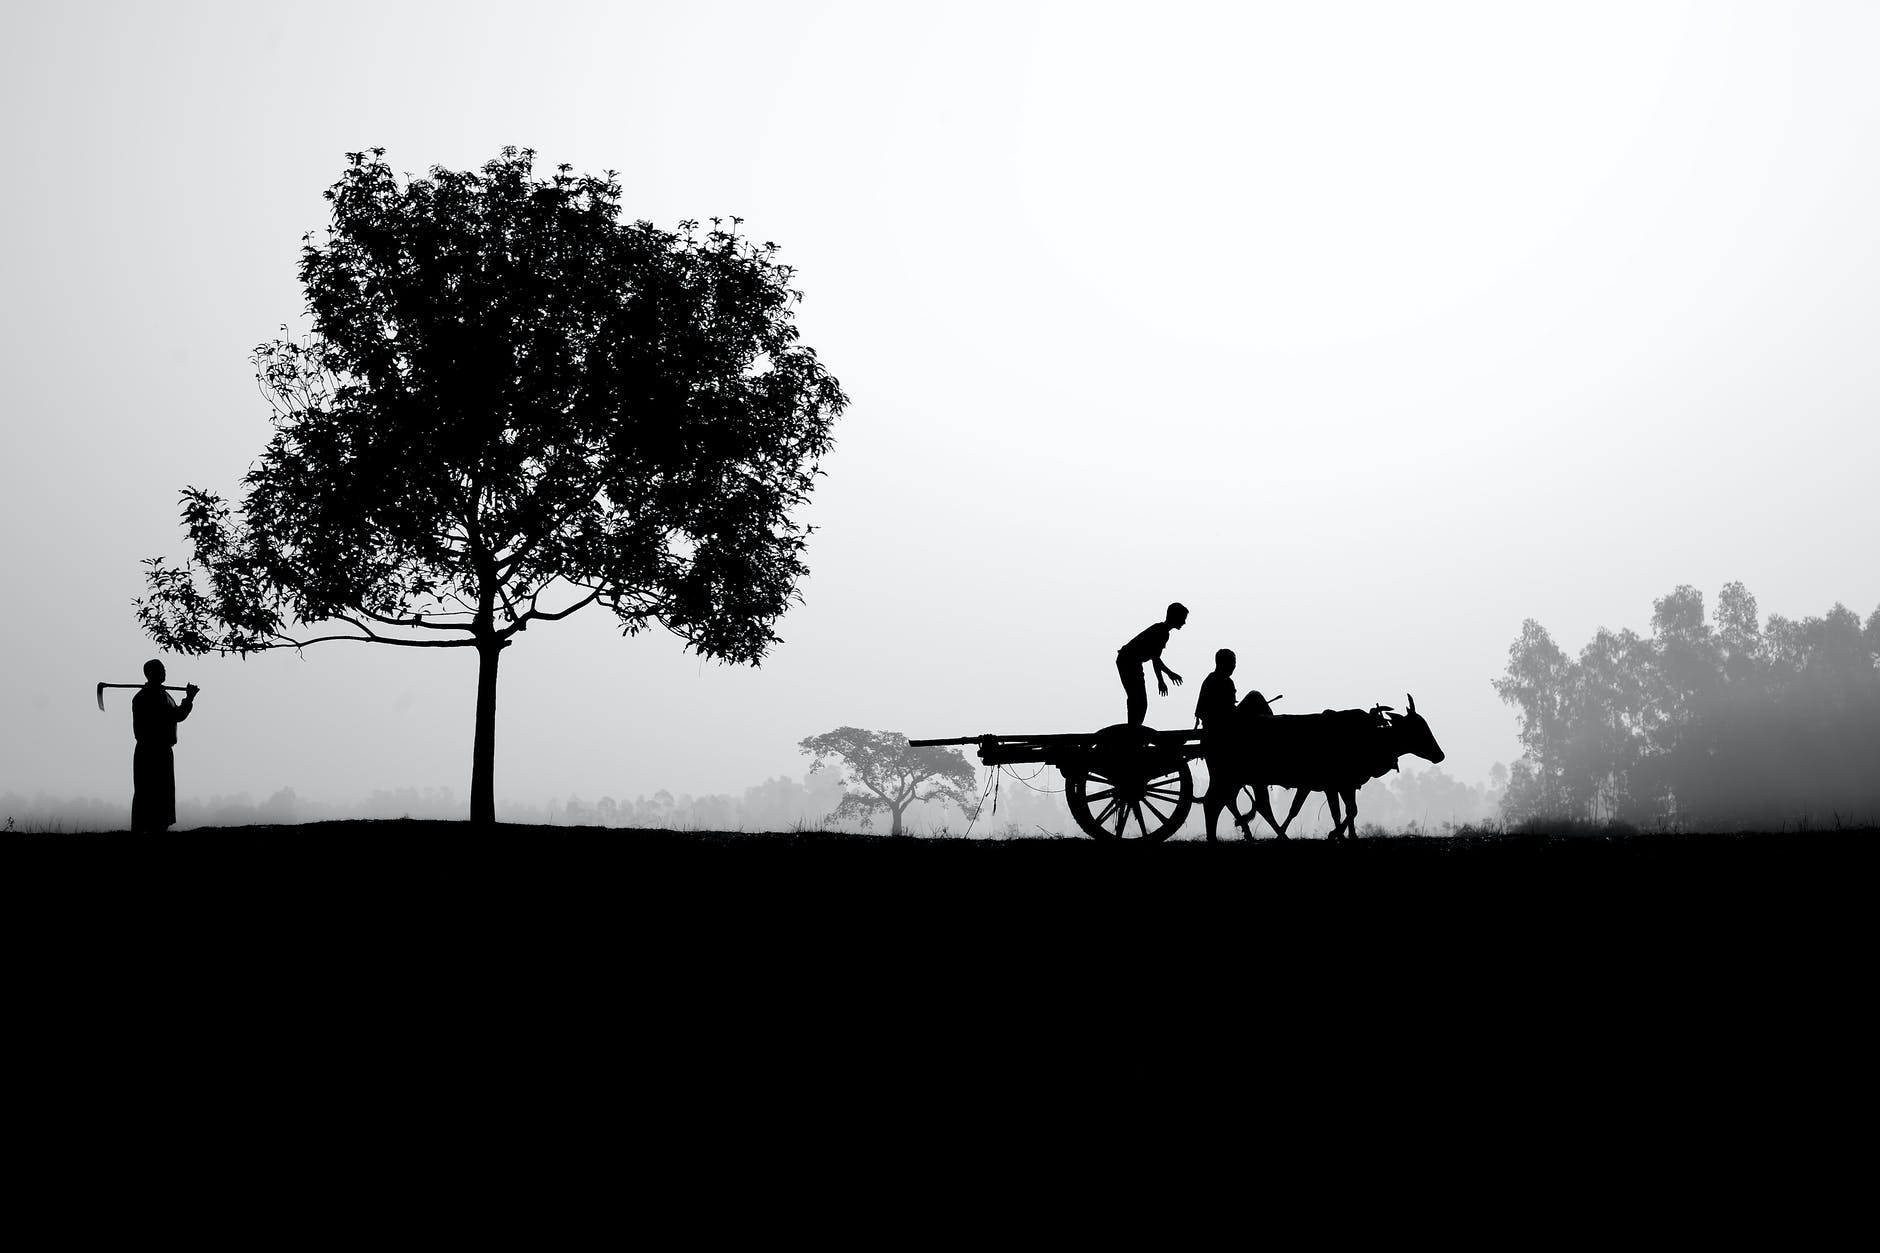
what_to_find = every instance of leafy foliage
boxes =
[139,147,847,662]
[798,727,981,836]
[1495,582,1880,828]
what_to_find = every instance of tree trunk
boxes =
[889,803,905,837]
[471,638,503,825]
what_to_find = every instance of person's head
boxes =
[1166,602,1189,628]
[144,658,166,683]
[1215,648,1236,674]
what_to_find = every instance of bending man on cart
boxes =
[1116,602,1187,727]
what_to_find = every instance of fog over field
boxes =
[4,3,1878,830]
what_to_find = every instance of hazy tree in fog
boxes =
[1714,581,1763,686]
[1565,626,1653,820]
[798,728,981,836]
[1492,619,1575,817]
[138,148,847,824]
[1496,581,1880,828]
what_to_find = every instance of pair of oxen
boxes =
[1201,693,1446,841]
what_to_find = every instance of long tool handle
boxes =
[95,682,194,711]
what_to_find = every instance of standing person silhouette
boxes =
[1116,602,1187,727]
[131,659,197,834]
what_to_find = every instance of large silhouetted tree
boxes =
[139,148,847,824]
[798,729,981,836]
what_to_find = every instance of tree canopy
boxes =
[139,148,848,822]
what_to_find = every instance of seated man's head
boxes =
[1215,648,1236,674]
[144,658,166,683]
[1166,602,1189,629]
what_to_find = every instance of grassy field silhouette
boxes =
[13,819,1872,922]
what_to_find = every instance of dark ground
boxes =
[10,819,1869,1077]
[9,821,1873,944]
[5,822,1869,1129]
[12,821,1871,1022]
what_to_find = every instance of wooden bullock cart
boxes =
[910,723,1206,842]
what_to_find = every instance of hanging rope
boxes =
[999,762,1063,795]
[959,762,1002,839]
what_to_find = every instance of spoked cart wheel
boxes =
[1062,724,1195,842]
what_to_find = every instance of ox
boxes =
[1202,693,1446,841]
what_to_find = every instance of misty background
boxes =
[5,2,1878,833]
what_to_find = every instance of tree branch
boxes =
[520,587,602,625]
[272,629,476,650]
[321,613,480,648]
[494,579,524,630]
[357,606,479,633]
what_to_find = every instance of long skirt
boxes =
[132,742,176,832]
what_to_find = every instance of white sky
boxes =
[4,1,1878,812]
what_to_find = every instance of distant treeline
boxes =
[1495,583,1880,829]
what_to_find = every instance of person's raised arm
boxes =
[176,683,198,723]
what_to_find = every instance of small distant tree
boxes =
[798,728,981,836]
[137,148,846,824]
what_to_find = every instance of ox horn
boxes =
[1407,693,1416,715]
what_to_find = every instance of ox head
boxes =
[1387,693,1445,764]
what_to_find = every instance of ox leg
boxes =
[1276,787,1310,838]
[1325,790,1345,841]
[1247,784,1281,839]
[1202,760,1242,842]
[1341,787,1360,839]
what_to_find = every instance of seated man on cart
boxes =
[1196,648,1284,841]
